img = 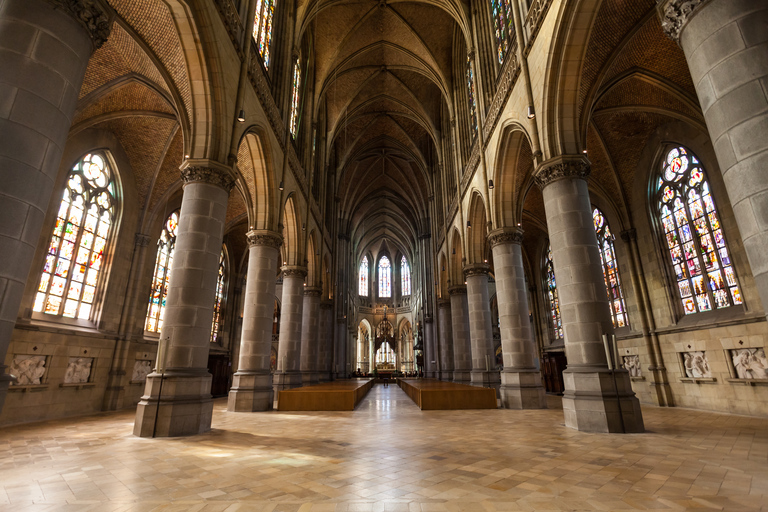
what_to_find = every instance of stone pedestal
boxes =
[300,287,322,385]
[659,0,768,320]
[134,161,235,437]
[536,156,643,433]
[465,264,501,391]
[448,285,471,383]
[437,299,454,381]
[227,230,282,412]
[0,0,112,414]
[273,266,306,394]
[490,229,546,409]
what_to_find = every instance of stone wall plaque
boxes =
[623,355,642,377]
[682,351,711,378]
[10,355,47,385]
[730,348,767,380]
[131,360,153,382]
[64,357,93,384]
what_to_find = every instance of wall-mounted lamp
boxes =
[488,179,494,189]
[302,223,306,231]
[452,248,456,255]
[466,221,471,229]
[582,149,588,154]
[279,181,284,191]
[237,109,245,123]
[527,106,535,119]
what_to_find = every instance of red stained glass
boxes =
[593,208,629,329]
[146,210,179,333]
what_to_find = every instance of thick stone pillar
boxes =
[335,316,347,378]
[535,156,643,433]
[424,315,437,378]
[134,161,236,437]
[437,299,454,380]
[489,228,546,409]
[659,0,768,320]
[273,266,306,393]
[318,301,333,381]
[227,230,281,412]
[0,0,112,414]
[448,285,471,383]
[300,286,321,385]
[464,264,500,391]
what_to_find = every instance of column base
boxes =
[273,371,303,392]
[227,371,273,412]
[0,366,14,414]
[471,370,500,393]
[301,372,319,386]
[133,370,213,438]
[562,368,644,433]
[318,371,331,383]
[500,369,547,409]
[453,370,471,384]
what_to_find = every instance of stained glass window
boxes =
[592,208,629,328]
[289,58,301,138]
[379,256,392,298]
[657,146,742,315]
[34,153,115,320]
[491,0,515,65]
[210,249,226,343]
[359,256,369,296]
[545,245,562,339]
[145,211,179,333]
[401,256,411,296]
[252,0,276,69]
[466,55,478,140]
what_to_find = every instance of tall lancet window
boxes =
[592,208,629,328]
[545,245,562,339]
[401,255,411,296]
[146,211,179,333]
[359,256,369,296]
[289,58,301,138]
[466,54,478,140]
[491,0,515,65]
[252,0,276,68]
[34,153,116,320]
[657,145,742,314]
[210,249,226,343]
[379,256,392,298]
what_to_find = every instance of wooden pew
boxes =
[277,379,374,411]
[397,378,497,410]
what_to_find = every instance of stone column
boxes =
[300,286,321,385]
[273,266,306,393]
[658,0,768,320]
[0,0,112,413]
[134,161,236,437]
[424,315,436,378]
[464,264,500,391]
[335,316,347,378]
[437,299,454,381]
[448,285,471,383]
[535,156,643,433]
[318,301,333,381]
[227,230,282,412]
[489,228,546,409]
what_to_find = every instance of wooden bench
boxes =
[277,379,374,411]
[397,378,497,410]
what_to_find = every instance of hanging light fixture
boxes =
[279,181,284,190]
[488,179,494,189]
[237,109,246,123]
[527,106,535,119]
[467,220,471,229]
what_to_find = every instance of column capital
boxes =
[424,315,434,324]
[281,265,308,279]
[134,233,151,247]
[620,228,637,243]
[488,227,524,248]
[657,0,709,42]
[246,229,282,248]
[180,160,236,192]
[44,0,114,49]
[437,298,451,309]
[534,156,590,189]
[448,284,467,296]
[463,263,491,278]
[303,286,323,297]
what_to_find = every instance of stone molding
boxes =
[134,233,151,247]
[425,315,434,324]
[320,301,334,310]
[620,228,637,243]
[448,285,467,296]
[534,157,590,189]
[488,227,524,248]
[437,298,451,309]
[281,266,308,279]
[180,161,236,192]
[45,0,113,49]
[463,263,491,278]
[246,230,282,249]
[657,0,709,42]
[303,286,323,297]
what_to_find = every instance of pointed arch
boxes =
[467,192,488,265]
[281,195,302,266]
[237,128,276,230]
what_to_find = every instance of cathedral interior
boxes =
[1,0,768,509]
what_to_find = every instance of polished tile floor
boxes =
[1,384,767,511]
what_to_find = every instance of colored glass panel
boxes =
[379,256,392,298]
[33,153,115,320]
[252,0,276,69]
[359,256,369,297]
[210,250,226,343]
[491,0,516,65]
[592,207,629,328]
[146,210,180,333]
[545,246,562,339]
[401,256,411,296]
[290,59,301,138]
[466,55,478,140]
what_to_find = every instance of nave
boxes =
[1,385,767,511]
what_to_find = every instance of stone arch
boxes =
[466,192,488,265]
[449,228,464,286]
[237,128,277,230]
[306,230,319,287]
[438,251,449,299]
[322,253,331,299]
[281,195,302,266]
[493,124,536,228]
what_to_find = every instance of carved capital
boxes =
[437,299,451,309]
[281,265,308,279]
[488,227,523,248]
[304,286,323,297]
[45,0,113,50]
[246,229,282,249]
[657,0,708,42]
[448,285,467,296]
[180,160,236,192]
[534,157,590,189]
[134,233,151,247]
[463,263,491,278]
[620,228,637,243]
